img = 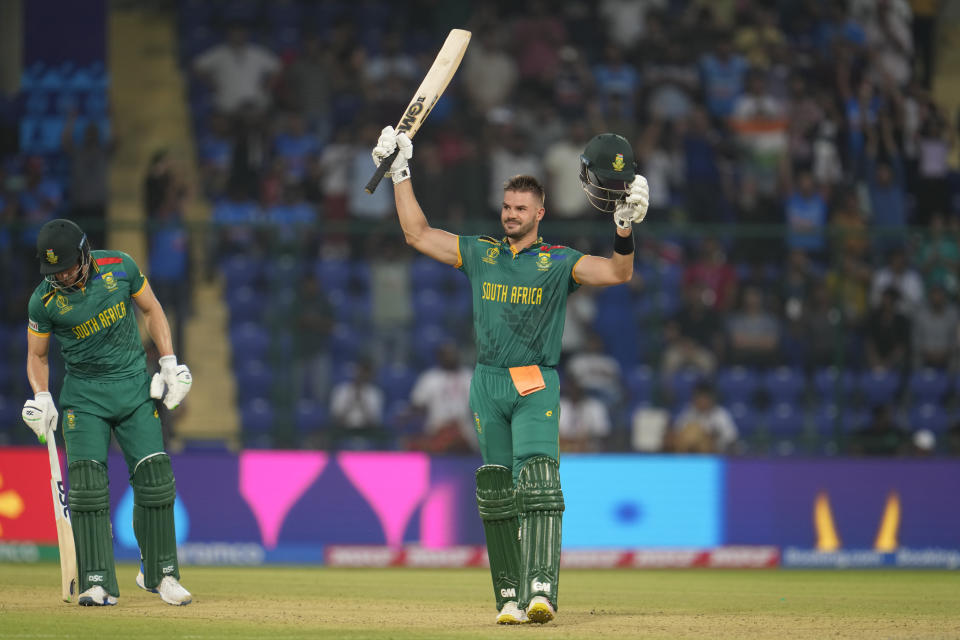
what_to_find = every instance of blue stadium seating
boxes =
[227,285,265,326]
[626,365,656,405]
[295,399,328,434]
[908,368,951,404]
[716,367,759,405]
[908,403,950,433]
[230,322,271,362]
[664,369,702,409]
[858,369,902,407]
[813,367,857,400]
[764,403,805,436]
[240,397,274,445]
[729,402,759,437]
[378,363,418,407]
[763,366,806,404]
[236,359,272,392]
[221,255,260,289]
[411,256,451,290]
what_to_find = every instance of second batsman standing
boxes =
[372,127,648,624]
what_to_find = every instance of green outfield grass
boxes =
[1,564,958,639]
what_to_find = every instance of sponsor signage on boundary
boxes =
[783,548,960,569]
[324,546,780,569]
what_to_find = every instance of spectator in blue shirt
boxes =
[865,111,906,252]
[699,39,749,120]
[784,169,827,256]
[273,112,319,183]
[592,45,640,121]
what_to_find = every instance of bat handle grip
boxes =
[365,148,400,194]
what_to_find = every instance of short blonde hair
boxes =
[503,175,545,207]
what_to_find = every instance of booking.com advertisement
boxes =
[1,448,959,568]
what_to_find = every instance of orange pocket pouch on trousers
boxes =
[508,365,546,396]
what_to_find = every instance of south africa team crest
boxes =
[102,272,118,291]
[46,248,59,264]
[537,253,552,271]
[612,153,625,171]
[66,409,76,430]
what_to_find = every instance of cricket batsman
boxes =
[21,219,193,606]
[373,128,648,624]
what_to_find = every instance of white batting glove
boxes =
[22,391,58,443]
[613,174,650,229]
[150,355,193,410]
[371,126,413,184]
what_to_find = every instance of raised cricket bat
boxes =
[47,436,77,602]
[365,28,471,194]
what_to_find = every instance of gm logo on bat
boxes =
[398,97,426,132]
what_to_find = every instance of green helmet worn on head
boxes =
[36,218,91,292]
[579,133,637,213]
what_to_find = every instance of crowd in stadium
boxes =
[1,0,959,455]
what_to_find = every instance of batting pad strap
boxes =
[67,460,110,512]
[516,456,564,513]
[132,454,176,507]
[476,465,517,521]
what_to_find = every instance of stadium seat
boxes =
[625,365,656,405]
[412,325,450,366]
[412,288,447,323]
[664,369,702,408]
[230,323,271,362]
[411,256,451,290]
[329,324,362,363]
[295,399,328,433]
[728,402,759,437]
[908,403,950,433]
[241,397,274,443]
[908,368,950,405]
[715,367,759,405]
[764,403,805,436]
[763,366,806,404]
[236,359,272,392]
[858,369,902,408]
[378,363,418,407]
[221,255,260,289]
[812,367,856,401]
[227,285,264,326]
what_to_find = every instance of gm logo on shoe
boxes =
[500,588,516,598]
[532,580,551,593]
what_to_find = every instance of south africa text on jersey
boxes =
[71,301,128,339]
[481,282,543,305]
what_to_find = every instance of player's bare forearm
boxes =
[393,180,460,266]
[26,333,51,394]
[133,281,175,357]
[573,230,634,287]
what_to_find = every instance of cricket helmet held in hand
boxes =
[579,133,637,213]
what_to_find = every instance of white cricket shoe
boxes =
[78,586,118,606]
[496,601,528,624]
[157,576,192,606]
[135,570,158,593]
[525,596,555,624]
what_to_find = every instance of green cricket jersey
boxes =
[457,235,585,368]
[27,250,148,380]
